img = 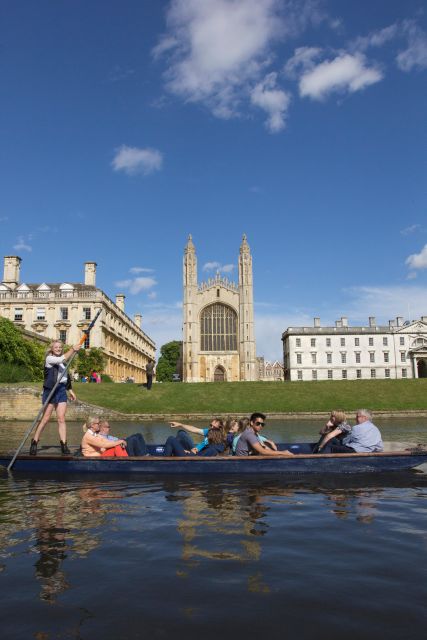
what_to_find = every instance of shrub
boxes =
[0,318,45,381]
[0,362,34,383]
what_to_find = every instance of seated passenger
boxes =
[314,410,351,453]
[325,409,383,454]
[165,419,226,456]
[225,417,239,450]
[99,420,147,456]
[231,416,277,455]
[235,413,293,457]
[81,416,128,457]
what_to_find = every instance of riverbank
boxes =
[2,379,427,420]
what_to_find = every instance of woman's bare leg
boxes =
[33,403,55,442]
[56,402,67,443]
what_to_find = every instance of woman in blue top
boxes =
[165,419,226,456]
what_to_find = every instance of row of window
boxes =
[58,329,90,348]
[297,369,408,380]
[297,351,407,364]
[14,307,92,322]
[297,336,406,348]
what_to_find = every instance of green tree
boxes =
[0,317,45,381]
[76,347,106,378]
[156,340,181,382]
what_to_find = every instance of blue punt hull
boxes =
[1,443,426,475]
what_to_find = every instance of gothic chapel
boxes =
[182,235,257,382]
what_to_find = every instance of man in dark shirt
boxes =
[145,360,155,390]
[235,412,293,457]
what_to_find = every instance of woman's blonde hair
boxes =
[330,410,346,425]
[82,415,100,433]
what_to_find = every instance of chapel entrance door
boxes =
[214,366,226,382]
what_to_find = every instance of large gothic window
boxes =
[200,304,237,351]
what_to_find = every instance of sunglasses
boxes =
[254,421,265,427]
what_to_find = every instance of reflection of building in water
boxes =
[31,488,116,602]
[324,488,382,524]
[167,482,295,597]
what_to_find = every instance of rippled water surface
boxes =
[1,418,426,639]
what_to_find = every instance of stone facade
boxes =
[282,316,427,381]
[182,235,257,382]
[0,256,156,383]
[257,357,284,381]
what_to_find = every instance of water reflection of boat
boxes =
[1,442,426,475]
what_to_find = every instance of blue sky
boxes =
[1,0,426,360]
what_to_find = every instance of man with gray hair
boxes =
[329,409,383,454]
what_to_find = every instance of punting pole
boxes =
[7,308,102,473]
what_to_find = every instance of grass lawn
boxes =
[56,379,427,415]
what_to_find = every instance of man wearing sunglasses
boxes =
[235,412,293,457]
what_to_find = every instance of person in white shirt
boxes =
[30,339,80,456]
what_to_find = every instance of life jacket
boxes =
[44,363,60,390]
[43,363,67,390]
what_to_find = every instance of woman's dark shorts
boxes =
[42,383,68,405]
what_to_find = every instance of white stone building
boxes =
[182,235,257,382]
[282,316,427,381]
[0,256,156,382]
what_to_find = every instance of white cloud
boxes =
[401,224,421,236]
[153,0,285,121]
[203,261,235,273]
[203,261,221,271]
[397,21,427,72]
[284,46,322,78]
[406,244,427,270]
[352,24,399,52]
[115,277,157,294]
[107,64,135,83]
[341,285,427,323]
[299,53,383,100]
[250,72,291,132]
[112,145,163,175]
[129,266,155,274]
[147,291,157,299]
[13,236,32,252]
[0,216,8,222]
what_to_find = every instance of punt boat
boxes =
[1,442,426,475]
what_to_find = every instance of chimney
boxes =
[421,316,427,323]
[116,294,125,311]
[396,316,403,327]
[389,320,395,328]
[134,313,142,328]
[335,319,342,328]
[3,256,21,290]
[341,316,348,327]
[314,317,320,328]
[369,317,376,327]
[84,261,97,286]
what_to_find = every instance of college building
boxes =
[182,235,257,382]
[257,357,284,381]
[0,256,156,382]
[282,316,427,381]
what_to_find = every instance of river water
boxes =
[0,418,426,640]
